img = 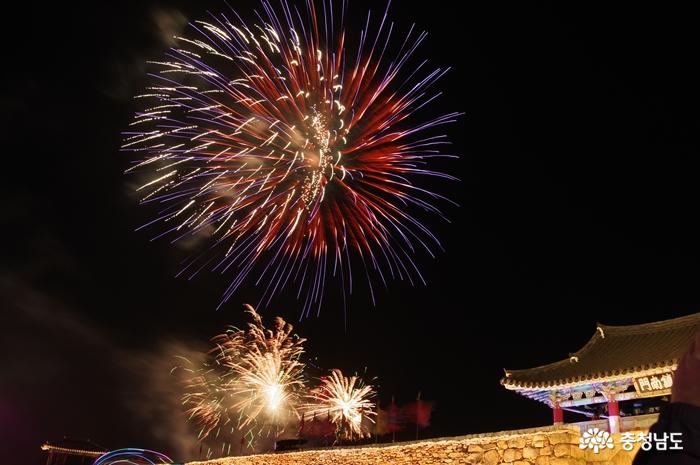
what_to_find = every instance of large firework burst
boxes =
[123,0,460,313]
[178,305,306,456]
[304,369,376,440]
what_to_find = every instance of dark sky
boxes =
[4,1,700,464]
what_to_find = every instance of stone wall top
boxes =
[187,425,586,465]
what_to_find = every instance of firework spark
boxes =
[123,0,460,314]
[305,369,376,440]
[216,306,307,428]
[178,305,306,456]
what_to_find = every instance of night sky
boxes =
[4,2,700,464]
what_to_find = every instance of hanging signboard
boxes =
[633,371,673,398]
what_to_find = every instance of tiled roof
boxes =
[502,312,700,390]
[41,437,107,457]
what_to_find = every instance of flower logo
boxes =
[579,428,614,453]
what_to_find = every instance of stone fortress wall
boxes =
[188,425,645,465]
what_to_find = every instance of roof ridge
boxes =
[502,311,700,390]
[505,325,602,375]
[598,311,700,334]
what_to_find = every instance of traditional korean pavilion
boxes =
[40,438,106,465]
[502,312,700,433]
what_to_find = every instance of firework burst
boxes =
[305,369,376,440]
[123,0,459,314]
[216,305,307,428]
[178,305,306,456]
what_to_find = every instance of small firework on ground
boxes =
[176,305,308,457]
[304,369,376,441]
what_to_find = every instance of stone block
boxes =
[610,448,636,465]
[465,452,483,464]
[502,448,523,462]
[523,446,539,459]
[569,445,584,459]
[507,437,527,448]
[483,449,501,465]
[582,445,616,462]
[551,458,576,465]
[548,433,572,445]
[553,443,572,457]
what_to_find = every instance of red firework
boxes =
[123,0,460,314]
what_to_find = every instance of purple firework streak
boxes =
[122,0,461,315]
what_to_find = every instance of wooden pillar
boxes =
[553,403,564,425]
[550,392,564,425]
[600,384,625,433]
[607,396,620,433]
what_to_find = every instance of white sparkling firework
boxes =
[305,368,376,440]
